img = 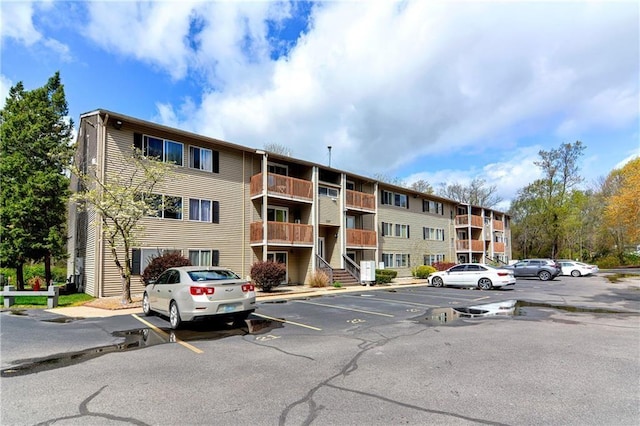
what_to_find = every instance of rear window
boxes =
[188,270,240,281]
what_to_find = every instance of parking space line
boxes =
[472,296,491,302]
[296,300,395,317]
[252,313,322,331]
[131,314,203,354]
[342,294,439,308]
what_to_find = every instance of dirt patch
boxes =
[83,295,143,310]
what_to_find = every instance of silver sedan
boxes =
[142,266,256,329]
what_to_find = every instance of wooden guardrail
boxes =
[1,285,60,308]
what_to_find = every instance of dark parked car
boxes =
[504,259,561,281]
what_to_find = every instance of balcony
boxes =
[346,190,376,211]
[250,173,313,201]
[493,220,505,231]
[250,221,313,245]
[455,214,483,228]
[493,242,505,252]
[456,239,485,252]
[346,229,377,248]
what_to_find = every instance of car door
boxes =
[446,265,468,286]
[154,270,176,313]
[464,264,483,285]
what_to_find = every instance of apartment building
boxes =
[67,109,511,297]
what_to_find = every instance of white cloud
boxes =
[0,74,13,108]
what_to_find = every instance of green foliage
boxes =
[141,251,191,284]
[375,269,397,284]
[412,265,436,278]
[250,261,286,292]
[595,255,620,269]
[307,270,329,288]
[0,72,74,288]
[0,293,93,308]
[333,281,342,288]
[1,264,66,288]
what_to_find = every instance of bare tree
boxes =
[408,179,434,194]
[437,178,502,208]
[374,173,405,187]
[264,143,291,156]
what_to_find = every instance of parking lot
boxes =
[2,274,639,425]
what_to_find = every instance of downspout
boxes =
[242,151,246,277]
[96,113,108,297]
[374,181,379,266]
[261,153,268,261]
[311,166,318,272]
[340,173,346,268]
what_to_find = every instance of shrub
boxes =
[412,265,436,279]
[141,252,192,284]
[307,270,330,288]
[250,261,286,292]
[432,261,456,271]
[595,255,620,269]
[375,269,397,284]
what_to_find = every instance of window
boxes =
[346,215,356,229]
[395,224,409,238]
[381,190,393,205]
[381,222,393,236]
[267,206,288,222]
[382,253,394,268]
[423,254,445,265]
[318,186,339,198]
[188,249,219,266]
[145,194,182,220]
[395,253,410,267]
[268,162,288,176]
[423,227,445,241]
[187,199,219,223]
[189,146,215,172]
[131,248,181,274]
[423,200,444,215]
[346,181,355,190]
[394,193,408,208]
[135,134,184,166]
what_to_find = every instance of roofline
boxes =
[79,108,510,217]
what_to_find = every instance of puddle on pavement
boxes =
[43,317,85,323]
[1,318,282,377]
[419,300,637,326]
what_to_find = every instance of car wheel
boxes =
[538,270,552,281]
[571,270,581,277]
[169,301,182,330]
[142,292,153,316]
[432,276,444,287]
[478,278,493,290]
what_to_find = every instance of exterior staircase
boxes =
[331,269,360,287]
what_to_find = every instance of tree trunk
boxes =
[16,261,25,290]
[121,273,132,305]
[44,252,52,287]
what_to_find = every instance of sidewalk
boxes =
[46,278,429,318]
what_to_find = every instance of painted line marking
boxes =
[131,314,203,354]
[296,300,395,317]
[473,296,491,302]
[252,313,322,331]
[342,294,439,308]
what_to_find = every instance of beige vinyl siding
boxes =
[318,195,341,226]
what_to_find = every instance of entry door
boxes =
[267,252,288,284]
[318,237,325,260]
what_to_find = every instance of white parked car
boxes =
[559,261,599,277]
[142,266,256,329]
[428,263,516,290]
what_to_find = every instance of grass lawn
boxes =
[0,292,94,309]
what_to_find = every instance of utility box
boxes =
[360,260,376,285]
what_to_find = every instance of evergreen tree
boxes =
[0,73,74,289]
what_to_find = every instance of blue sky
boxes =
[1,0,638,211]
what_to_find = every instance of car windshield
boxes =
[188,270,240,281]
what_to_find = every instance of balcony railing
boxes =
[493,220,505,231]
[493,242,505,252]
[346,229,377,248]
[455,214,483,227]
[250,173,313,201]
[346,190,376,211]
[250,221,313,245]
[456,239,485,252]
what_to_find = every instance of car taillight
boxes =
[497,272,509,276]
[190,286,215,296]
[242,284,255,292]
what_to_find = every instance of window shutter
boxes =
[423,227,426,240]
[406,197,409,209]
[212,250,220,266]
[133,133,142,151]
[381,222,386,236]
[212,150,219,173]
[212,201,220,223]
[407,225,410,239]
[422,200,427,212]
[131,249,141,275]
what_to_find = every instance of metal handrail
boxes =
[316,255,333,284]
[342,255,361,283]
